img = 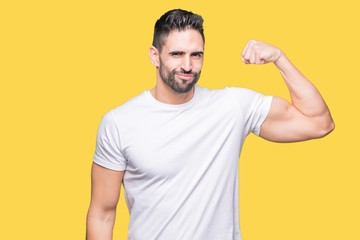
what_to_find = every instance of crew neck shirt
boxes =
[93,85,273,240]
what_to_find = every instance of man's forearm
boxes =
[86,209,116,240]
[274,53,334,127]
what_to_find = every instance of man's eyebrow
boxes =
[192,51,204,55]
[169,51,185,55]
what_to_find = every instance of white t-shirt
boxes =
[93,85,273,240]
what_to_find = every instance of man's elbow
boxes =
[316,119,335,138]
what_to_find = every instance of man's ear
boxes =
[149,46,160,67]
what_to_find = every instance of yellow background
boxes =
[1,0,359,239]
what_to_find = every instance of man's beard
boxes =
[159,60,201,94]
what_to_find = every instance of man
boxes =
[86,9,334,240]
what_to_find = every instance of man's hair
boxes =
[152,9,205,53]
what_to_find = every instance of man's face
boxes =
[158,29,204,93]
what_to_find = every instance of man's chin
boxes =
[172,80,197,93]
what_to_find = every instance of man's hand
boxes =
[241,39,283,65]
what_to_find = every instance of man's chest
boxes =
[120,102,243,179]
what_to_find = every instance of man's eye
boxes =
[171,52,181,56]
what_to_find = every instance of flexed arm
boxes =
[241,39,334,142]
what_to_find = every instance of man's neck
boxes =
[150,84,195,105]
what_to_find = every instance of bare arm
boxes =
[86,162,125,240]
[241,40,335,142]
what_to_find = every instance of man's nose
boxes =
[181,55,192,72]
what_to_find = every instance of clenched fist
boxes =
[241,39,283,64]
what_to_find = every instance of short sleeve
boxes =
[226,87,273,136]
[93,111,127,171]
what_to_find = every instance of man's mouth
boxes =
[176,74,194,81]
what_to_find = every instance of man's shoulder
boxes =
[200,86,270,112]
[104,90,148,122]
[225,86,258,95]
[114,90,147,110]
[197,85,257,99]
[198,85,253,93]
[196,85,227,96]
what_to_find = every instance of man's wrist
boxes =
[274,51,291,71]
[274,50,285,63]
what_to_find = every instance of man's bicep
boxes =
[90,162,124,211]
[259,96,321,143]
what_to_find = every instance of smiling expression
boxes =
[158,29,204,93]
